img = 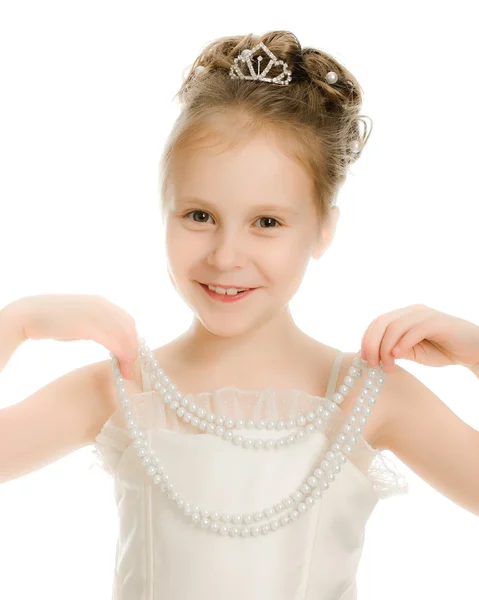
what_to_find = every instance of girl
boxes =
[1,30,478,600]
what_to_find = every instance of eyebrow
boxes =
[177,196,300,216]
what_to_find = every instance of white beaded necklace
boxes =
[110,338,385,538]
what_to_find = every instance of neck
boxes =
[177,306,311,370]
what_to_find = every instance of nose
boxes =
[206,229,247,270]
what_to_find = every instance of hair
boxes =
[158,30,372,230]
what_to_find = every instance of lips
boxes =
[198,282,257,302]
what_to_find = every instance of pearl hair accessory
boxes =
[193,41,362,208]
[110,337,386,538]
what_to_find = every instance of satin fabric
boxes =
[92,350,408,600]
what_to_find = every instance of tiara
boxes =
[229,42,292,86]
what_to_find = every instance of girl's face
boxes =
[164,132,336,338]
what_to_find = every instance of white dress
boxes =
[91,349,409,600]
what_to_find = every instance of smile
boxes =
[198,282,257,303]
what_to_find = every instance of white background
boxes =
[1,1,478,598]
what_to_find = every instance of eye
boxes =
[184,210,213,224]
[253,216,282,229]
[184,211,283,229]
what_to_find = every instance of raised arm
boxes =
[0,300,28,373]
[0,295,140,484]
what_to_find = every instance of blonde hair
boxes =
[159,30,372,227]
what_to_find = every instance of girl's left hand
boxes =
[360,304,479,374]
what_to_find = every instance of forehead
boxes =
[171,133,314,210]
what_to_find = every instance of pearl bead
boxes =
[292,491,303,502]
[325,71,338,84]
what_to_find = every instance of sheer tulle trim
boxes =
[365,450,409,499]
[89,385,408,500]
[89,424,131,479]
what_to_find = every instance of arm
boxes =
[0,297,142,484]
[0,361,109,483]
[378,364,479,517]
[0,300,28,373]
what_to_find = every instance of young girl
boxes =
[1,30,479,600]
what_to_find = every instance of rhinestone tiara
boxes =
[229,41,292,86]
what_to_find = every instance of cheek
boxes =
[266,242,309,280]
[165,223,198,275]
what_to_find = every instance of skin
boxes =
[160,129,340,381]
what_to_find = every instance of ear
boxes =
[311,206,340,260]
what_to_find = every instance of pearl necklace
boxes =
[137,340,371,451]
[110,339,385,538]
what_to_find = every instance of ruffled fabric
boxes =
[363,448,409,499]
[90,383,409,500]
[89,423,131,479]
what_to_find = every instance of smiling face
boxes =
[163,129,339,339]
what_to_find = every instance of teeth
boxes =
[207,284,248,295]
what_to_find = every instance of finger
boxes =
[361,311,402,368]
[362,306,424,371]
[360,318,379,360]
[391,317,436,359]
[91,316,138,379]
[119,324,140,380]
[376,307,432,372]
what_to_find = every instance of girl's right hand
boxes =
[12,294,139,380]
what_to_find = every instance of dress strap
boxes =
[140,361,150,392]
[325,350,343,399]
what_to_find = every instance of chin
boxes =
[195,315,256,339]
